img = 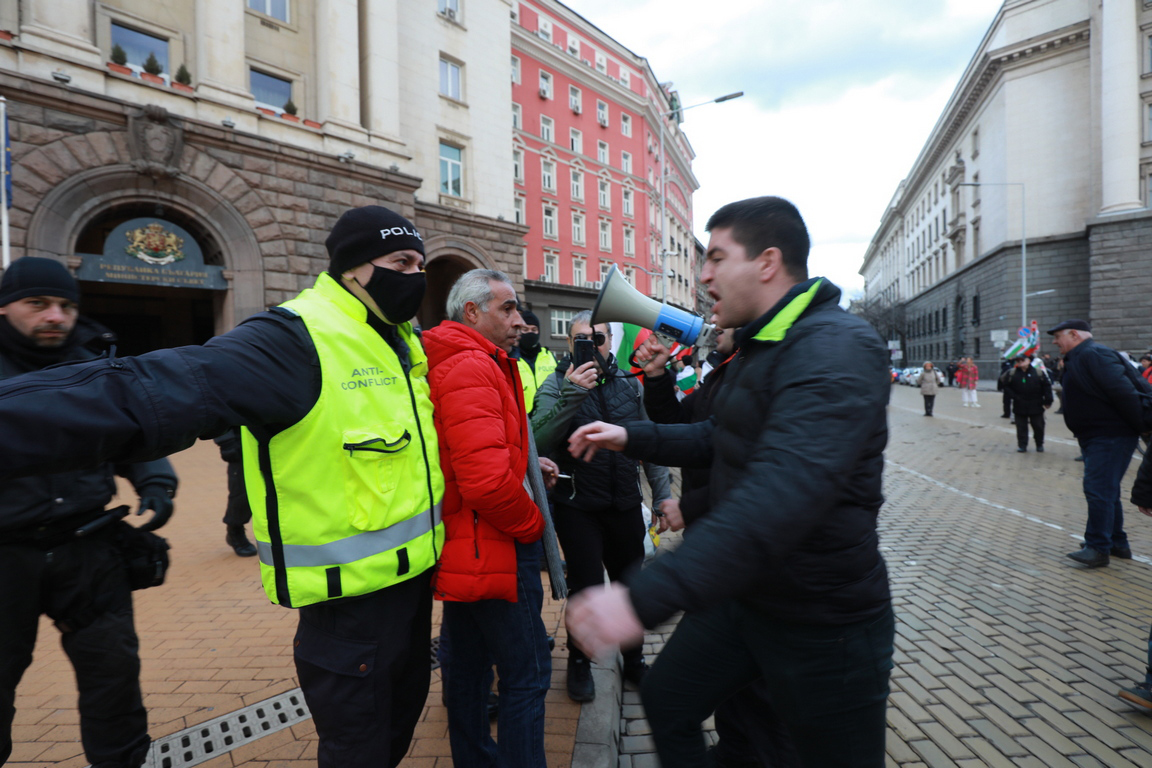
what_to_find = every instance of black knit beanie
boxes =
[326,206,425,277]
[0,257,80,307]
[519,310,541,329]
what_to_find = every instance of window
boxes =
[541,159,556,191]
[595,52,607,73]
[512,103,521,129]
[438,0,459,17]
[112,23,169,75]
[620,70,630,88]
[540,115,554,142]
[624,266,634,284]
[511,56,520,84]
[569,85,582,113]
[597,141,609,164]
[622,188,633,217]
[599,220,611,250]
[573,259,586,285]
[569,128,582,154]
[621,151,632,174]
[971,127,979,159]
[551,309,574,337]
[621,113,632,137]
[568,36,580,57]
[539,71,553,99]
[439,58,462,100]
[250,69,292,110]
[537,17,552,43]
[439,143,463,197]
[972,294,981,324]
[513,149,523,182]
[543,205,558,238]
[598,179,610,210]
[514,196,525,225]
[571,169,584,200]
[248,0,288,23]
[572,212,585,245]
[600,261,613,281]
[623,227,634,255]
[597,100,608,125]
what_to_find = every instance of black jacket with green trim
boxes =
[621,277,892,627]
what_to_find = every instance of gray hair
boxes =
[569,310,594,337]
[447,269,513,322]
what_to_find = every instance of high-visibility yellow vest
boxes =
[518,347,559,413]
[241,272,445,608]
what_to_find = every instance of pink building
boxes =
[511,0,699,353]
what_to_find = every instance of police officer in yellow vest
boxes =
[0,206,444,768]
[515,309,558,414]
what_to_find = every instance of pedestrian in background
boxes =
[1050,319,1145,568]
[918,361,944,416]
[957,356,981,407]
[213,427,256,557]
[1140,354,1152,385]
[946,359,959,387]
[998,358,1015,422]
[1119,444,1152,709]
[1004,355,1053,452]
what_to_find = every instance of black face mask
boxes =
[360,266,426,324]
[520,332,540,351]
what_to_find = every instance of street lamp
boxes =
[657,91,743,306]
[956,181,1027,327]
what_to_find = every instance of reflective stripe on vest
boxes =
[242,272,445,608]
[258,502,443,568]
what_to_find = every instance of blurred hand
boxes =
[566,583,645,661]
[568,421,628,462]
[659,499,685,532]
[538,456,559,490]
[1140,506,1152,517]
[565,361,599,389]
[635,336,672,378]
[136,487,174,532]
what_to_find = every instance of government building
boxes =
[859,0,1152,373]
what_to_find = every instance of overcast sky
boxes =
[562,0,1004,301]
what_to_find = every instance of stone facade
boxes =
[1086,210,1152,352]
[3,70,525,339]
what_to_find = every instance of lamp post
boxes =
[956,181,1027,328]
[657,91,743,306]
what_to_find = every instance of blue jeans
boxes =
[1080,435,1139,553]
[641,603,894,768]
[442,541,551,768]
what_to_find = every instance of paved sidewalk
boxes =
[7,440,584,768]
[617,383,1152,766]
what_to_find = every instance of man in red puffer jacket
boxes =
[423,268,556,768]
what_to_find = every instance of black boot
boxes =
[226,525,257,557]
[567,657,595,702]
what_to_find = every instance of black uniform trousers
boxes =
[553,501,645,666]
[0,532,149,768]
[1016,412,1045,449]
[293,569,433,768]
[221,460,252,527]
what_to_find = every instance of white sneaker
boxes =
[962,402,969,407]
[973,403,981,408]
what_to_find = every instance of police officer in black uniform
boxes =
[0,258,176,768]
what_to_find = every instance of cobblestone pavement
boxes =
[619,383,1152,767]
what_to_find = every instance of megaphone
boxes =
[591,265,715,347]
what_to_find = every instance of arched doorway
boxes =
[73,203,225,354]
[420,254,474,330]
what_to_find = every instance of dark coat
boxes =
[1132,446,1152,508]
[621,278,891,628]
[643,354,733,528]
[1061,339,1143,440]
[1005,366,1054,416]
[0,317,176,536]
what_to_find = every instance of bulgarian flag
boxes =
[609,322,693,375]
[1002,321,1039,359]
[676,365,698,395]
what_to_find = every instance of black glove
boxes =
[136,485,175,532]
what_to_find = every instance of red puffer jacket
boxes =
[423,321,545,602]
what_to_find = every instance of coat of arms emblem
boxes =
[125,222,185,265]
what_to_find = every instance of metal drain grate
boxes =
[145,688,311,768]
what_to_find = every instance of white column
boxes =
[195,0,253,108]
[1100,0,1143,214]
[359,0,402,138]
[315,0,365,137]
[19,0,102,64]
